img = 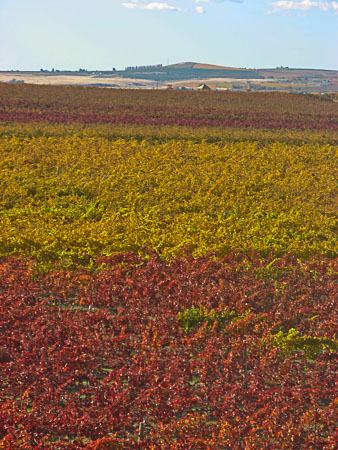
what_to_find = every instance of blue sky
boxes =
[0,0,337,70]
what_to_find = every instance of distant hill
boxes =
[3,62,336,91]
[166,62,251,72]
[117,62,263,81]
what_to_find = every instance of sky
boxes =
[0,0,337,71]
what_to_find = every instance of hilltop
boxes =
[118,62,262,81]
[166,62,251,71]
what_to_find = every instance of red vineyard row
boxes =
[1,252,337,448]
[1,110,337,130]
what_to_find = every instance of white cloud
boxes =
[121,0,244,13]
[122,1,182,11]
[268,0,338,14]
[195,5,205,13]
[332,1,338,11]
[195,0,243,3]
[121,0,337,14]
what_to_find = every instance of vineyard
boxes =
[0,84,337,448]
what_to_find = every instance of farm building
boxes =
[197,83,211,91]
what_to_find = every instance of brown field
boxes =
[257,68,338,81]
[0,73,155,88]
